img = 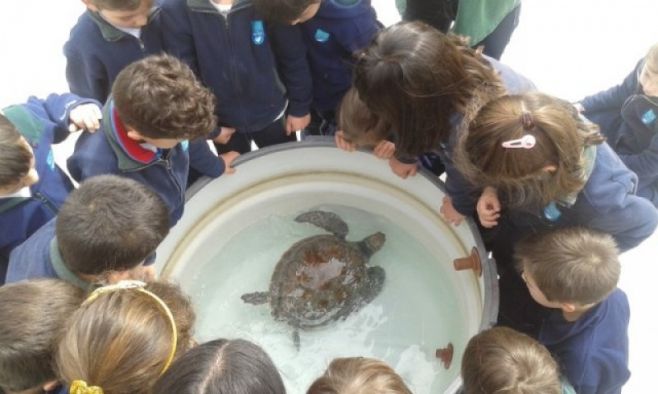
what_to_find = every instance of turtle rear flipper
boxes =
[361,266,385,304]
[241,291,270,305]
[295,210,348,239]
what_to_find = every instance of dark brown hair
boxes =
[56,281,196,394]
[56,175,170,275]
[307,357,412,394]
[252,0,320,24]
[461,327,561,394]
[113,54,217,140]
[0,279,84,392]
[353,21,505,159]
[338,87,390,148]
[515,227,620,305]
[457,92,605,209]
[153,338,286,394]
[0,113,32,189]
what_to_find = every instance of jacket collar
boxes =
[88,7,161,42]
[187,0,251,13]
[50,238,92,290]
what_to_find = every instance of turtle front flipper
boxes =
[241,291,270,305]
[361,266,385,304]
[295,210,348,239]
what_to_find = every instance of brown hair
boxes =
[338,88,390,148]
[0,279,84,392]
[0,113,32,189]
[515,227,620,305]
[56,281,196,394]
[461,326,562,394]
[307,357,412,394]
[353,21,505,159]
[89,0,145,11]
[457,92,605,209]
[56,175,170,276]
[113,54,217,140]
[252,0,320,24]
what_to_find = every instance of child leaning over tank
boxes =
[307,356,412,394]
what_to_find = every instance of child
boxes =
[56,280,196,394]
[457,92,656,335]
[352,21,535,225]
[153,338,286,394]
[307,357,412,394]
[67,54,231,225]
[160,0,312,154]
[577,43,658,206]
[65,0,163,103]
[0,279,84,394]
[0,94,101,283]
[461,326,576,394]
[515,228,630,394]
[6,175,169,288]
[252,0,380,137]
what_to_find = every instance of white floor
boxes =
[0,1,656,392]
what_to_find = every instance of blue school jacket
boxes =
[300,0,380,112]
[0,94,96,267]
[540,289,630,394]
[581,60,658,204]
[67,99,204,225]
[6,219,91,290]
[160,0,312,132]
[64,7,165,103]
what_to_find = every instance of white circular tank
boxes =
[156,141,498,393]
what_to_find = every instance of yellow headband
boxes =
[70,380,103,394]
[82,280,178,375]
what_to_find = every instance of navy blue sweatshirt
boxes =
[300,0,380,112]
[160,0,312,132]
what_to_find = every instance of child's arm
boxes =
[24,94,102,143]
[618,138,658,184]
[579,60,642,113]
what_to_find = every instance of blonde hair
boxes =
[337,88,390,148]
[56,281,195,394]
[307,357,412,394]
[515,227,620,305]
[457,92,604,209]
[644,42,658,75]
[461,327,562,394]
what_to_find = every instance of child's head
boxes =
[337,88,389,148]
[56,280,196,394]
[515,227,620,311]
[84,0,154,29]
[457,92,605,208]
[153,338,285,394]
[55,175,169,283]
[0,114,38,196]
[307,357,412,394]
[640,43,658,96]
[353,21,504,158]
[112,54,217,149]
[461,326,562,394]
[252,0,321,25]
[0,279,84,393]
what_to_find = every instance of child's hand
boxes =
[220,151,240,174]
[477,186,501,228]
[389,157,418,178]
[573,102,585,113]
[440,195,465,225]
[373,140,395,159]
[286,113,311,135]
[213,126,236,144]
[69,103,102,133]
[335,130,356,151]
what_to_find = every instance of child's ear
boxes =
[126,129,145,142]
[42,380,60,391]
[560,302,577,313]
[542,164,558,173]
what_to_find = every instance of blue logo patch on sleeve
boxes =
[181,140,189,152]
[252,20,266,45]
[47,149,55,170]
[641,109,656,125]
[314,28,330,43]
[543,201,561,222]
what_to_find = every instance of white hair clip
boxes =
[501,134,536,149]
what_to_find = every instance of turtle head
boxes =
[359,232,386,257]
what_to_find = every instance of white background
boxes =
[0,1,656,392]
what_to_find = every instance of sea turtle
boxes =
[241,210,386,348]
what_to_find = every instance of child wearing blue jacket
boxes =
[253,0,380,136]
[67,54,218,225]
[516,228,630,394]
[577,43,658,207]
[160,0,313,154]
[0,94,100,283]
